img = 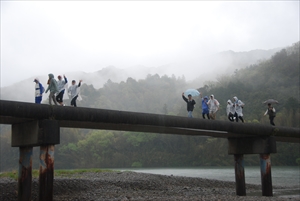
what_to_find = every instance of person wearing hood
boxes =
[45,73,59,105]
[226,99,235,122]
[200,93,210,119]
[33,78,44,104]
[233,96,245,123]
[68,80,82,107]
[182,92,196,118]
[207,94,219,120]
[56,74,68,106]
[264,103,276,126]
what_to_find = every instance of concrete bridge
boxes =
[0,100,299,200]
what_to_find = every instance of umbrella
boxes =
[184,89,200,97]
[262,99,279,104]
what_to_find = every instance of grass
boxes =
[0,169,117,180]
[0,170,19,180]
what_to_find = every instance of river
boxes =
[117,166,299,187]
[115,166,300,197]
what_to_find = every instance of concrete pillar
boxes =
[18,146,33,201]
[12,120,60,147]
[12,120,59,201]
[228,137,276,197]
[39,145,55,201]
[260,154,273,196]
[234,154,246,196]
[228,137,277,155]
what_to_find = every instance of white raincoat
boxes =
[226,100,235,116]
[68,84,82,101]
[233,96,244,117]
[207,95,220,113]
[57,79,69,100]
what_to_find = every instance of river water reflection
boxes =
[115,166,300,188]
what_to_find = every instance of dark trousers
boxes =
[228,113,234,122]
[234,112,244,123]
[71,95,78,107]
[35,96,42,104]
[269,116,275,126]
[202,113,210,119]
[56,90,64,103]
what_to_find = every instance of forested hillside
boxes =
[1,42,299,171]
[196,43,299,126]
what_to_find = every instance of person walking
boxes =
[264,103,276,126]
[68,80,82,107]
[56,75,68,106]
[207,94,219,120]
[233,96,245,123]
[182,92,196,118]
[226,99,235,122]
[33,78,44,104]
[45,73,59,105]
[200,93,210,119]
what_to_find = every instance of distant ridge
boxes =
[0,45,292,103]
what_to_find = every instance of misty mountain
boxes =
[212,48,282,71]
[0,46,284,103]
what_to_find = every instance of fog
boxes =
[1,1,299,88]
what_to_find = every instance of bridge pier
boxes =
[228,137,276,196]
[234,154,246,196]
[18,146,33,201]
[39,145,55,201]
[260,154,273,196]
[12,120,60,201]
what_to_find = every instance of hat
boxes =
[33,78,39,82]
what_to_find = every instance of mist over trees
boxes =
[0,47,282,103]
[0,42,299,171]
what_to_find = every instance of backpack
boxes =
[269,108,276,117]
[40,84,45,94]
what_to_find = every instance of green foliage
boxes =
[124,132,157,147]
[54,168,116,176]
[0,170,18,180]
[272,142,300,166]
[0,169,40,180]
[131,161,143,168]
[0,169,116,180]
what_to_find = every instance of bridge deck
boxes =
[0,100,299,143]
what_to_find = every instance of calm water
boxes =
[115,166,300,188]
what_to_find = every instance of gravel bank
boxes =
[0,171,299,201]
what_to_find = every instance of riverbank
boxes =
[0,171,299,200]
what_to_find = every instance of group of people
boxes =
[182,92,220,120]
[34,73,82,107]
[226,96,245,123]
[182,92,276,126]
[35,78,276,125]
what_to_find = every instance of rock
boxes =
[0,172,298,201]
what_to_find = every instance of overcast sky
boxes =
[1,1,299,87]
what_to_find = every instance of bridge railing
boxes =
[1,100,299,142]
